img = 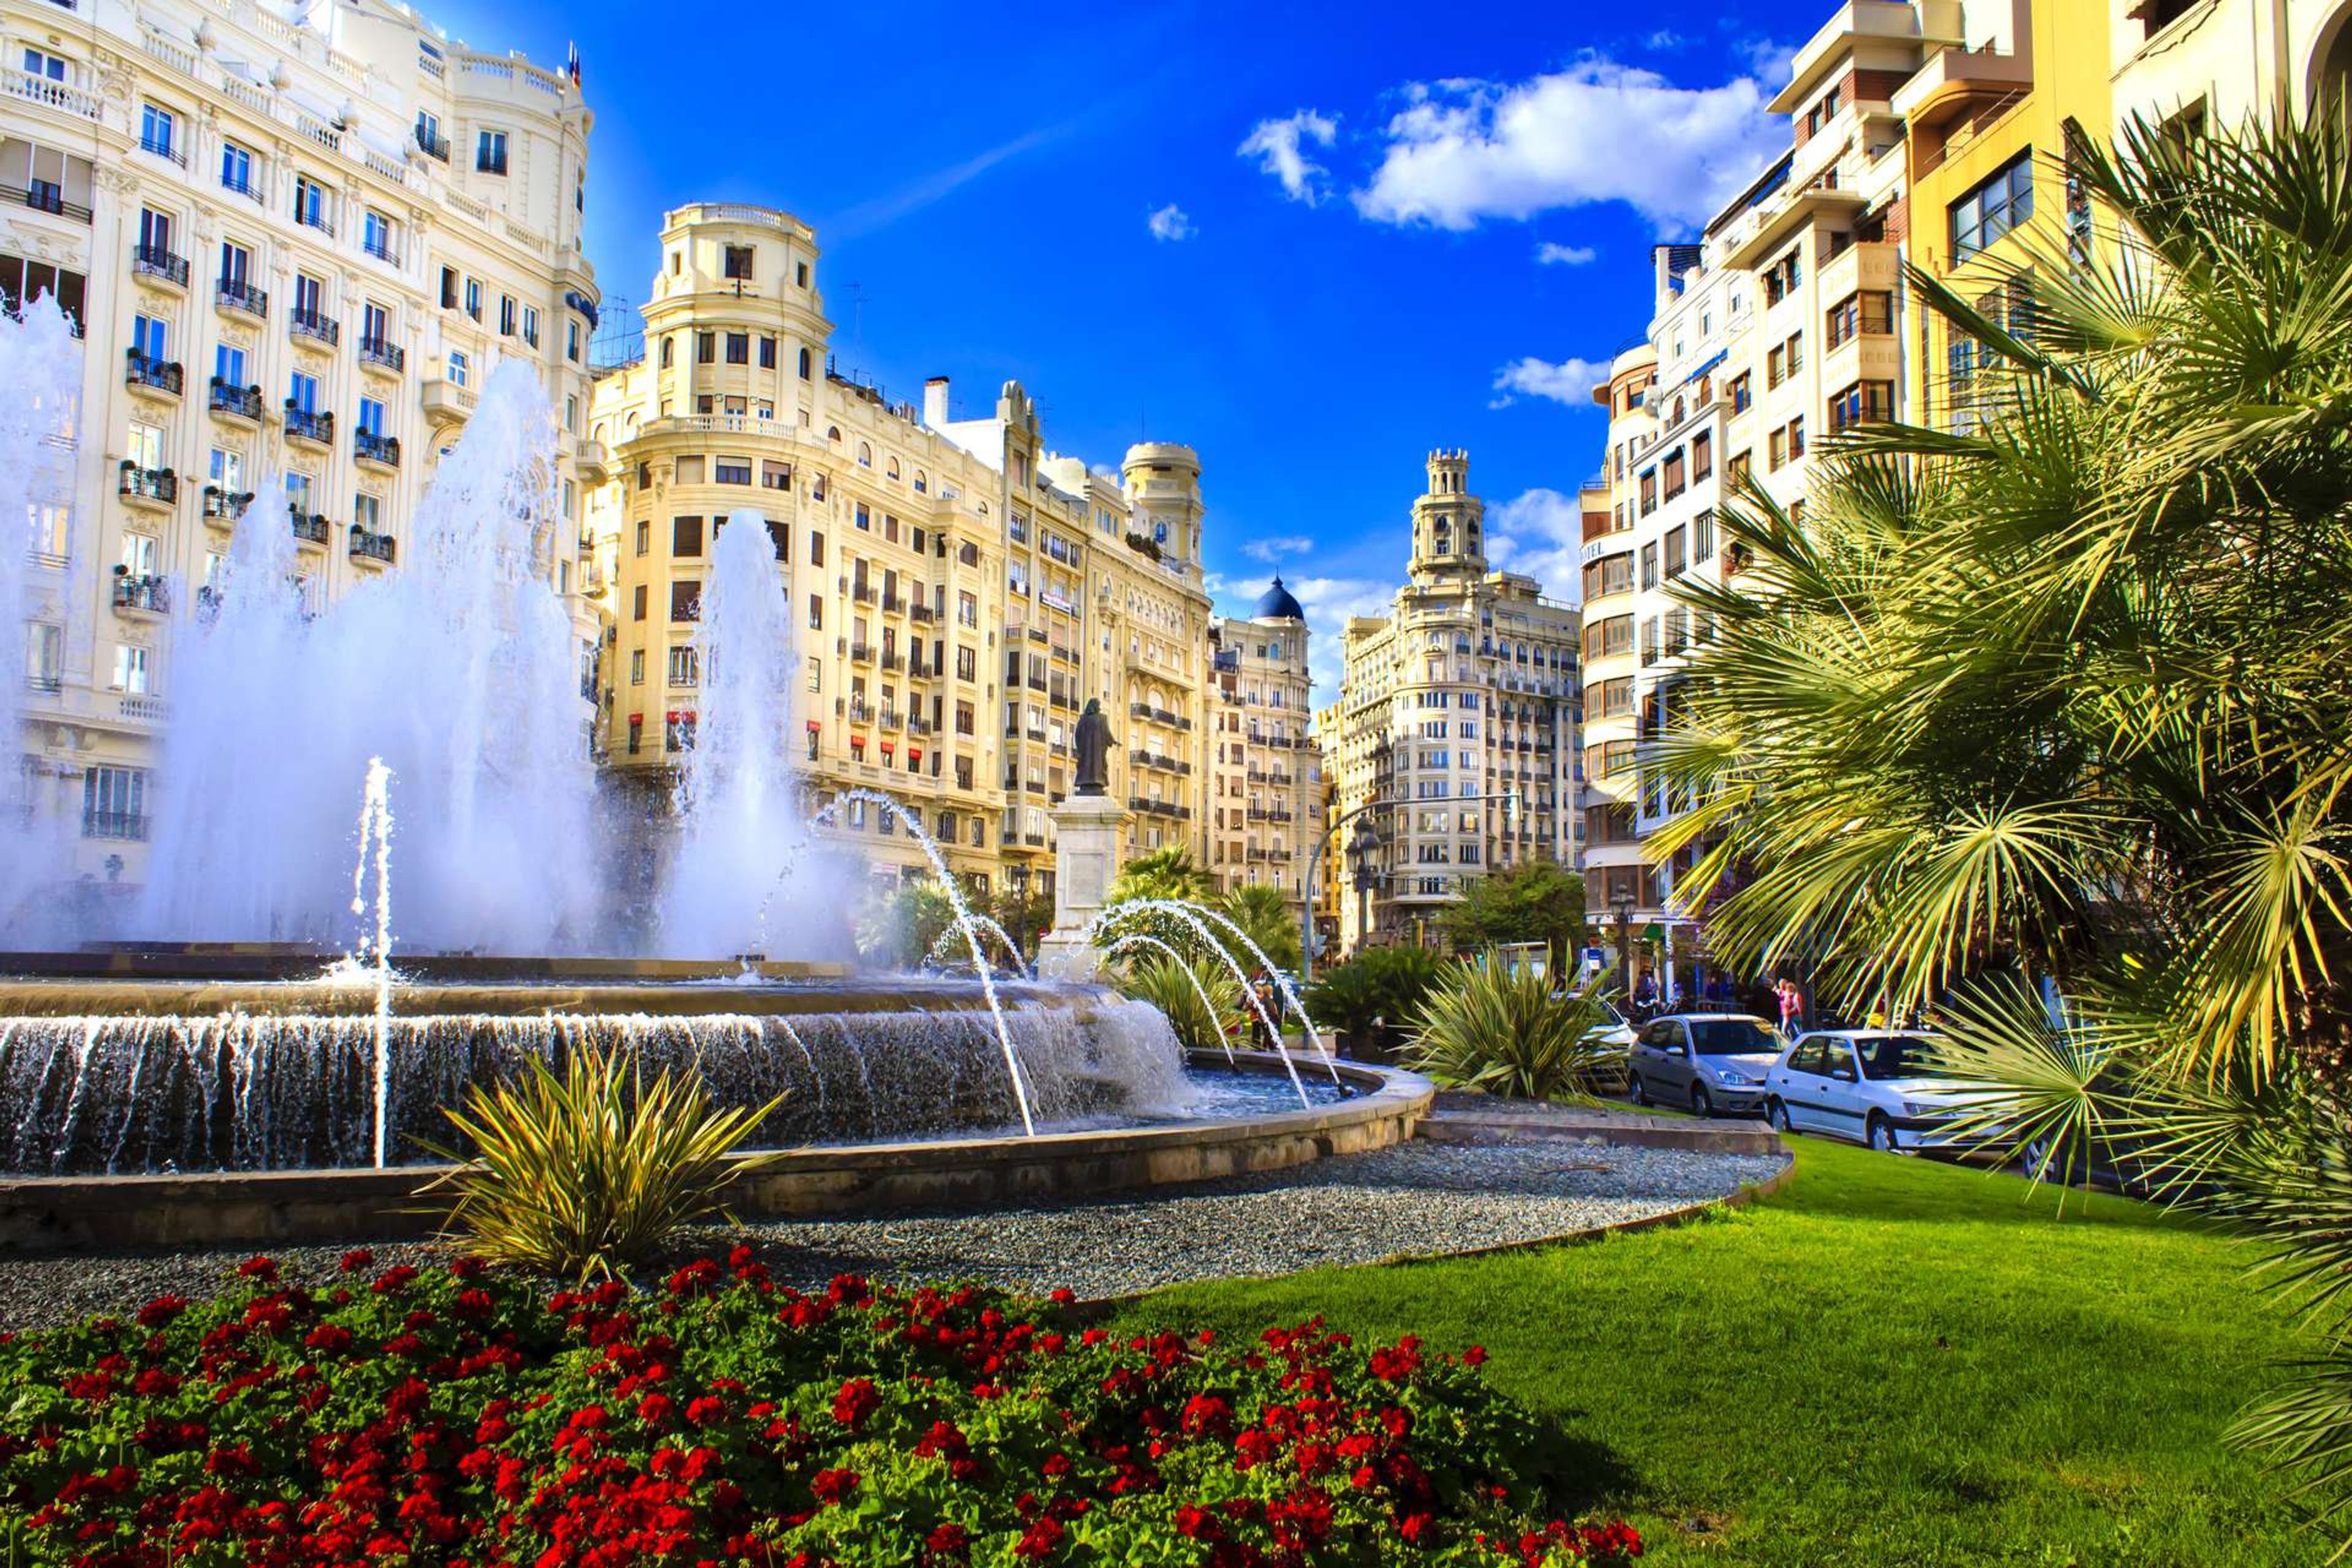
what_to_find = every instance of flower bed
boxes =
[0,1251,1640,1567]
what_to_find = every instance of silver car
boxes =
[1762,1030,1999,1153]
[1624,1014,1782,1117]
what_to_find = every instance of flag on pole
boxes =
[566,42,581,88]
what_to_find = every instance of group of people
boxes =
[1625,969,1811,1037]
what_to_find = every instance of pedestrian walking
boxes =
[1775,978,1804,1039]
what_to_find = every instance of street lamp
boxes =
[1298,788,1521,981]
[1613,895,1634,998]
[1348,816,1380,953]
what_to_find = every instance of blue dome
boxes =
[1251,576,1306,621]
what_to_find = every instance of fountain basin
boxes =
[0,1052,1433,1251]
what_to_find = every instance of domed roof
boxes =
[1251,575,1306,622]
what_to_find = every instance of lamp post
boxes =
[1613,895,1634,996]
[1348,817,1379,952]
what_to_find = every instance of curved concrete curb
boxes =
[0,1052,1433,1253]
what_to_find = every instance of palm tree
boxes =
[1648,109,2352,1540]
[1107,847,1214,907]
[1215,881,1302,974]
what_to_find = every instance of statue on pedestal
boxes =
[1074,699,1116,797]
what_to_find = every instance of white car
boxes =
[1762,1030,1998,1153]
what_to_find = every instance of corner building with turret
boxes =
[1317,451,1581,954]
[582,203,1217,903]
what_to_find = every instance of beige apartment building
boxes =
[583,202,1215,900]
[1585,0,2352,995]
[2,0,600,879]
[1321,451,1580,954]
[1204,581,1321,927]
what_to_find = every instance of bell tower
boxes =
[1409,449,1485,582]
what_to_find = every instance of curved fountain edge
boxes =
[0,1052,1434,1253]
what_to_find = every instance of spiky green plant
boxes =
[1107,847,1215,907]
[1406,956,1624,1102]
[1308,945,1446,1039]
[1646,108,2352,1544]
[418,1041,785,1283]
[1116,952,1242,1054]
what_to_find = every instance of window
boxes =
[130,312,167,363]
[808,595,823,630]
[798,347,812,379]
[668,646,699,687]
[287,371,319,414]
[353,492,381,532]
[758,336,776,369]
[723,244,753,280]
[448,350,469,388]
[761,461,791,491]
[219,140,259,198]
[83,765,147,840]
[110,641,151,694]
[293,175,330,233]
[725,332,747,364]
[673,516,704,557]
[499,295,516,336]
[696,331,715,364]
[715,458,750,485]
[1728,372,1751,413]
[1830,380,1893,432]
[358,396,386,435]
[1692,509,1716,562]
[1951,149,2034,258]
[1825,290,1892,349]
[1640,542,1658,590]
[1664,525,1687,578]
[140,104,178,163]
[670,580,701,622]
[475,129,508,175]
[1583,615,1632,660]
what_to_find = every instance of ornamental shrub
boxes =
[0,1253,1642,1567]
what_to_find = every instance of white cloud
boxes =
[1534,241,1596,266]
[1645,29,1685,50]
[1238,110,1340,206]
[1242,535,1314,564]
[1147,203,1194,241]
[1286,575,1400,695]
[1489,354,1611,409]
[1735,34,1798,86]
[1351,59,1784,233]
[1488,488,1590,602]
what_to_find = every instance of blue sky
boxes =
[429,0,1822,686]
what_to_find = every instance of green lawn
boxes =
[1109,1137,2318,1566]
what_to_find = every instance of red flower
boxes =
[684,1395,727,1427]
[809,1467,860,1507]
[339,1248,374,1274]
[1464,1344,1488,1366]
[371,1264,419,1294]
[236,1256,277,1281]
[831,1377,880,1429]
[1399,1512,1437,1547]
[1014,1515,1065,1559]
[924,1521,971,1558]
[138,1295,190,1329]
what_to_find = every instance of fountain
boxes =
[658,510,807,958]
[136,359,601,952]
[0,296,81,946]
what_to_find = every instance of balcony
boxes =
[289,307,340,349]
[574,437,608,481]
[362,235,400,268]
[1891,41,2035,136]
[202,486,252,522]
[117,463,176,510]
[423,376,475,426]
[111,573,170,614]
[138,132,186,169]
[908,603,935,625]
[130,244,188,289]
[849,641,873,663]
[290,511,330,546]
[296,209,334,241]
[881,594,904,614]
[124,350,182,399]
[12,183,91,223]
[284,405,334,447]
[350,528,396,565]
[358,336,405,375]
[83,809,150,841]
[209,379,263,423]
[354,429,401,469]
[215,277,268,320]
[415,126,449,162]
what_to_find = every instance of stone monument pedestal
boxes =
[1035,792,1129,982]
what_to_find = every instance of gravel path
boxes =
[0,1140,1787,1330]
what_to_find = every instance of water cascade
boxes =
[136,360,601,952]
[659,510,804,956]
[1089,901,1310,1108]
[0,998,1193,1173]
[1101,932,1236,1064]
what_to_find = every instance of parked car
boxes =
[1762,1030,2003,1153]
[1624,1014,1782,1117]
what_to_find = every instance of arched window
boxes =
[660,337,674,369]
[913,470,927,494]
[885,456,900,480]
[798,347,813,380]
[857,442,872,467]
[826,426,842,443]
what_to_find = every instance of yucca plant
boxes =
[1407,956,1624,1102]
[419,1041,785,1282]
[1309,945,1446,1038]
[1646,107,2352,1544]
[1117,952,1241,1054]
